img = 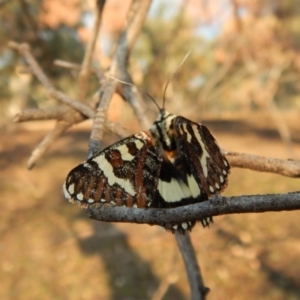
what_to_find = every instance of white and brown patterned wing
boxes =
[174,116,230,198]
[63,132,162,208]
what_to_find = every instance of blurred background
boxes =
[1,0,300,299]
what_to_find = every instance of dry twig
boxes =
[78,0,105,102]
[226,151,300,177]
[87,0,152,158]
[87,192,300,228]
[9,40,130,167]
[175,232,209,300]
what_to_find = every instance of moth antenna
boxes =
[107,75,161,112]
[162,50,192,110]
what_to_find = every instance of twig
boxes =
[88,78,118,158]
[78,0,105,102]
[9,41,130,166]
[9,41,94,117]
[8,41,78,167]
[47,90,95,118]
[9,41,53,89]
[116,0,152,130]
[14,107,130,139]
[199,53,236,104]
[87,0,151,158]
[54,59,105,79]
[87,192,300,227]
[104,118,130,138]
[14,107,69,122]
[226,151,300,177]
[266,66,293,154]
[27,121,69,169]
[54,59,82,70]
[175,232,209,300]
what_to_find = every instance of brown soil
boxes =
[1,112,300,300]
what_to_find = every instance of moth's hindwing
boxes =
[174,116,230,197]
[63,131,162,208]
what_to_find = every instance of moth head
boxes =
[149,109,177,151]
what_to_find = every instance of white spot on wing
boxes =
[88,199,95,203]
[215,183,220,189]
[220,175,224,183]
[134,139,144,149]
[158,174,202,203]
[209,186,215,193]
[119,145,135,161]
[158,178,191,203]
[77,193,84,201]
[133,203,138,208]
[63,183,71,199]
[181,222,188,230]
[93,154,135,196]
[68,183,75,194]
[173,225,178,230]
[187,175,201,198]
[119,140,144,161]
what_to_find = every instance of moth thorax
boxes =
[150,110,177,151]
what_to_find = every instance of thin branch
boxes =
[226,151,300,178]
[175,232,209,300]
[88,107,108,157]
[87,0,152,157]
[117,82,151,129]
[9,41,53,89]
[54,59,105,79]
[9,41,96,118]
[9,41,130,166]
[14,107,130,139]
[27,121,69,169]
[104,118,130,138]
[88,79,118,158]
[54,59,82,70]
[199,53,236,104]
[48,90,95,118]
[78,0,105,102]
[266,65,293,154]
[8,42,75,167]
[14,107,69,122]
[115,0,153,130]
[86,192,300,228]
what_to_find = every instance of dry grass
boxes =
[1,112,300,300]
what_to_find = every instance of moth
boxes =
[63,104,230,233]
